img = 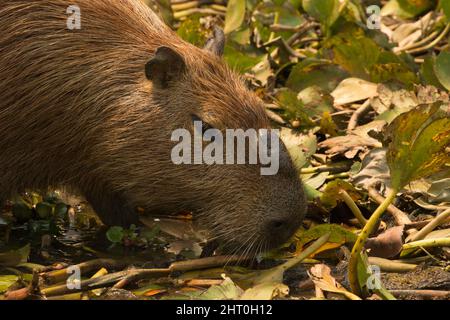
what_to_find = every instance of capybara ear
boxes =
[204,26,225,56]
[145,46,186,88]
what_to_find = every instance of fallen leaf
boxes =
[240,282,289,300]
[365,226,405,258]
[308,264,361,300]
[331,78,378,106]
[319,120,385,159]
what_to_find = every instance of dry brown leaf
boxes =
[365,226,405,259]
[308,264,361,300]
[319,120,385,159]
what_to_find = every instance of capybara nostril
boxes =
[264,214,302,247]
[268,219,289,232]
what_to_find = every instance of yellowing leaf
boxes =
[224,0,246,34]
[435,51,450,91]
[302,0,340,33]
[385,103,450,190]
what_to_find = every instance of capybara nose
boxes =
[265,215,301,246]
[267,218,290,232]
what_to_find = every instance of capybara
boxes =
[0,0,306,252]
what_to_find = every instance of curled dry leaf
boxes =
[331,78,378,106]
[199,274,243,300]
[308,264,361,300]
[371,84,419,121]
[240,282,289,300]
[319,120,385,159]
[365,226,405,259]
[389,12,434,52]
[351,147,391,192]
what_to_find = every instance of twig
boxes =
[340,189,367,227]
[174,8,225,19]
[407,208,450,242]
[169,255,251,272]
[347,100,372,131]
[41,258,127,285]
[368,187,413,228]
[300,162,352,174]
[405,216,450,229]
[286,22,319,46]
[263,37,306,58]
[326,172,350,180]
[395,30,439,53]
[172,0,201,11]
[389,289,450,299]
[5,270,41,300]
[406,24,450,54]
[41,268,170,297]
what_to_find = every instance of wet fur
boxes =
[0,0,306,250]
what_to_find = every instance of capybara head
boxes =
[0,0,306,254]
[138,29,307,253]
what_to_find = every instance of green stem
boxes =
[326,172,350,180]
[340,189,367,227]
[407,208,450,242]
[402,238,450,251]
[281,233,330,270]
[348,188,398,296]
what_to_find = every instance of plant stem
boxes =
[281,233,330,270]
[326,172,350,180]
[340,189,367,227]
[367,257,417,273]
[407,208,450,242]
[407,23,450,54]
[348,188,398,296]
[402,237,450,250]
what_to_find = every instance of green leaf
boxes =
[54,203,68,218]
[176,14,209,47]
[435,51,450,91]
[294,224,357,249]
[142,225,160,241]
[420,56,445,88]
[0,244,31,267]
[12,201,33,223]
[397,0,435,16]
[320,179,362,210]
[275,88,315,128]
[35,202,53,220]
[223,42,266,73]
[357,251,396,299]
[442,0,450,21]
[252,1,304,43]
[287,59,348,92]
[382,0,435,19]
[106,226,124,244]
[0,275,19,293]
[302,0,340,33]
[386,103,450,191]
[224,0,246,34]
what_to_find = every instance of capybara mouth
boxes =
[209,222,301,258]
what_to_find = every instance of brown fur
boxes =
[0,0,306,252]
